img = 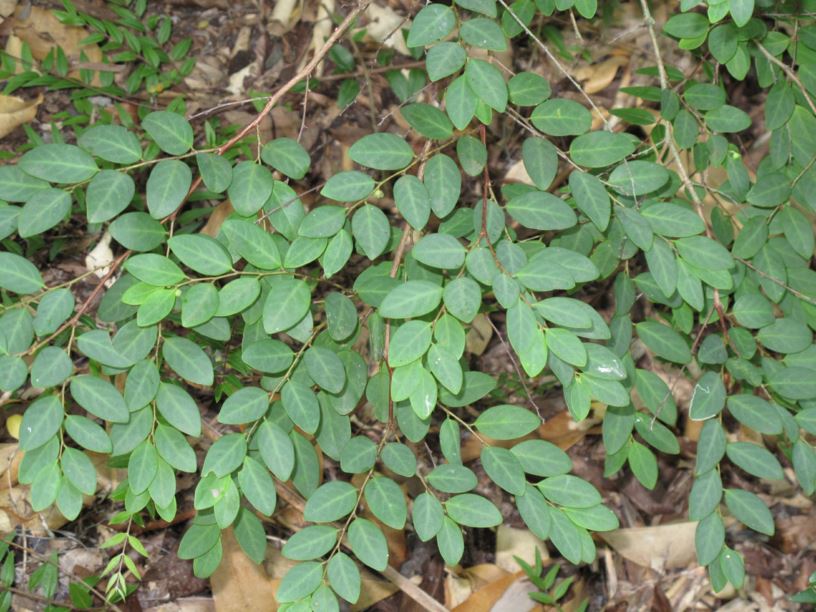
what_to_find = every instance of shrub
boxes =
[1,0,816,607]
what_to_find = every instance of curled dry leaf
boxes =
[600,521,698,571]
[0,93,41,139]
[9,6,103,82]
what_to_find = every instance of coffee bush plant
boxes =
[1,0,816,607]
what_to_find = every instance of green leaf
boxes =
[31,347,72,388]
[768,367,816,400]
[64,415,111,453]
[282,381,320,434]
[128,440,158,494]
[689,469,723,520]
[726,442,784,481]
[86,170,135,223]
[178,521,220,560]
[349,133,414,171]
[304,346,346,394]
[156,382,201,437]
[328,552,361,603]
[635,320,691,364]
[695,512,725,566]
[628,440,658,489]
[257,420,295,480]
[262,276,310,334]
[563,503,619,532]
[20,144,98,184]
[78,125,142,164]
[261,137,311,180]
[547,507,584,564]
[724,488,774,535]
[18,188,71,238]
[460,17,507,51]
[474,404,540,440]
[530,99,591,136]
[393,175,431,230]
[19,395,63,451]
[321,171,375,202]
[0,166,48,202]
[412,234,466,269]
[726,395,783,435]
[516,484,552,539]
[427,464,477,493]
[202,433,247,477]
[70,375,129,423]
[196,153,232,193]
[426,43,466,82]
[142,111,194,155]
[465,59,507,112]
[379,281,442,319]
[689,371,726,421]
[163,337,213,386]
[424,154,461,218]
[641,202,705,237]
[437,516,464,565]
[219,387,269,425]
[155,423,196,472]
[348,518,389,571]
[242,339,294,374]
[401,103,453,139]
[413,492,444,542]
[221,218,281,270]
[445,493,502,527]
[522,137,557,191]
[110,212,166,251]
[146,160,192,219]
[228,162,274,216]
[407,4,456,47]
[510,439,572,476]
[729,0,754,27]
[282,525,337,561]
[0,252,44,294]
[364,476,407,529]
[756,318,812,354]
[538,474,602,508]
[276,561,322,603]
[569,132,636,168]
[168,234,233,276]
[381,442,417,477]
[506,191,576,230]
[607,161,669,196]
[663,12,709,38]
[481,446,525,494]
[388,321,432,367]
[509,72,551,106]
[351,204,390,259]
[304,480,358,523]
[446,76,477,130]
[705,105,751,132]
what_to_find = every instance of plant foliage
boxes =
[1,0,816,607]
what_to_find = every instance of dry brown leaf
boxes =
[146,597,216,612]
[601,521,698,571]
[454,571,538,612]
[466,313,493,356]
[538,410,595,450]
[574,56,629,95]
[10,6,102,81]
[495,525,548,573]
[0,93,41,139]
[211,529,279,612]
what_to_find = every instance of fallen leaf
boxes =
[0,93,41,139]
[211,529,279,612]
[9,6,102,81]
[494,525,548,573]
[601,521,698,571]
